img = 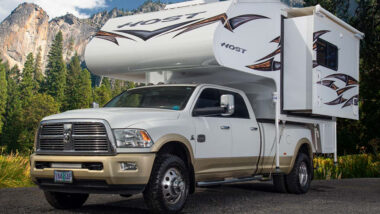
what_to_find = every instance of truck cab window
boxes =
[105,86,195,110]
[232,93,250,119]
[220,90,250,119]
[194,88,250,119]
[316,38,338,71]
[195,88,220,109]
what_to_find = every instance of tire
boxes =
[273,174,288,193]
[143,154,189,214]
[44,191,89,209]
[285,152,312,194]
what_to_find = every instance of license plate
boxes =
[54,171,73,183]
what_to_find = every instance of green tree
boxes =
[64,55,92,110]
[34,47,44,89]
[351,0,380,154]
[79,68,93,108]
[94,77,112,106]
[17,93,59,152]
[20,53,38,99]
[1,57,59,153]
[45,31,66,106]
[1,65,23,152]
[0,59,8,135]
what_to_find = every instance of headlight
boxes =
[113,129,153,148]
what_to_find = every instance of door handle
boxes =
[220,126,230,130]
[250,127,258,131]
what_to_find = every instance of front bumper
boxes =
[30,153,155,194]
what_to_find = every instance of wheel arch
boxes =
[151,134,196,194]
[287,138,313,174]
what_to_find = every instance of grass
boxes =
[0,152,34,188]
[0,153,379,188]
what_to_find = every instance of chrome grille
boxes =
[39,139,64,150]
[40,124,63,135]
[73,137,109,151]
[73,123,107,135]
[37,120,113,154]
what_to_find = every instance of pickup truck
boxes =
[31,84,314,213]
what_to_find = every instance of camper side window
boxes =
[316,39,338,71]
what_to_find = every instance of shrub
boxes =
[314,154,380,180]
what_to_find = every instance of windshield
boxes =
[105,86,195,110]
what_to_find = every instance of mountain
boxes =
[0,2,165,72]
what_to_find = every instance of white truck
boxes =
[30,0,363,213]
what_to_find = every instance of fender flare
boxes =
[287,138,313,174]
[151,134,195,165]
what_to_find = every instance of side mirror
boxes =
[92,102,99,108]
[220,94,234,116]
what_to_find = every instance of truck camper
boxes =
[30,0,363,213]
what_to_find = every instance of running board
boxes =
[197,175,264,187]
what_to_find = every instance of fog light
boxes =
[120,162,137,171]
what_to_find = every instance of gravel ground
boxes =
[0,178,379,213]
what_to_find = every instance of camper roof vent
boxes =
[165,0,221,10]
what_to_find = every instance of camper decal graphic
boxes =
[170,13,229,38]
[246,35,282,71]
[325,95,347,105]
[317,80,339,90]
[94,13,268,44]
[247,30,331,72]
[270,36,281,45]
[324,73,358,86]
[342,95,359,108]
[247,58,281,71]
[225,14,269,31]
[94,31,135,45]
[317,73,359,108]
[115,20,200,41]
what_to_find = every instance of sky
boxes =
[0,0,188,22]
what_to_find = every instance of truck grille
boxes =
[37,121,113,154]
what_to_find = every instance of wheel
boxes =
[44,191,89,209]
[285,152,312,194]
[273,174,288,193]
[143,154,189,214]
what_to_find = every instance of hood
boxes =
[42,108,180,128]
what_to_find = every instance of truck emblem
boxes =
[63,124,72,144]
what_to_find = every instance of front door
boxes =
[193,88,232,159]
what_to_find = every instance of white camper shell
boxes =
[85,0,362,157]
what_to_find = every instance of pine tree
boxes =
[79,68,93,108]
[94,77,112,106]
[65,55,92,110]
[0,59,8,135]
[64,54,81,110]
[34,47,44,89]
[1,65,22,152]
[45,31,66,106]
[20,53,38,99]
